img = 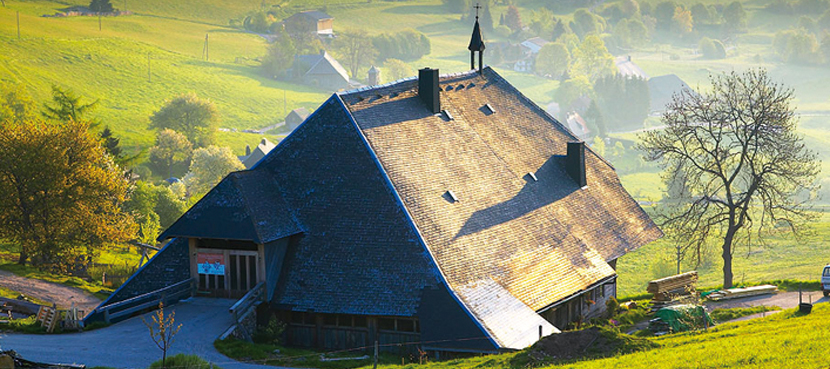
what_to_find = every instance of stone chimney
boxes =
[566,142,587,187]
[418,67,440,114]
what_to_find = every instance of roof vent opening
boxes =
[442,109,454,121]
[480,103,496,115]
[419,68,440,114]
[443,190,459,203]
[566,141,587,188]
[525,172,538,182]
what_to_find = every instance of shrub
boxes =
[148,354,219,369]
[252,315,286,345]
[699,37,726,59]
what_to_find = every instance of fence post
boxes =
[373,340,378,369]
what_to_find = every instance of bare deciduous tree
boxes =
[638,69,820,288]
[143,302,182,368]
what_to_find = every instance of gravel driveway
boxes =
[0,297,276,369]
[0,269,101,312]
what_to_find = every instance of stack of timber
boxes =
[647,271,698,312]
[706,285,778,301]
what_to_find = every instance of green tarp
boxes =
[655,304,715,332]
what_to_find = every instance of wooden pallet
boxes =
[35,306,58,332]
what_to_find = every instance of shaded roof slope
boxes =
[158,170,301,244]
[257,96,444,317]
[649,74,691,112]
[341,67,661,320]
[296,52,349,82]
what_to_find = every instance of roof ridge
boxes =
[483,67,617,171]
[230,173,266,244]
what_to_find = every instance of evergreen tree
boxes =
[504,5,523,33]
[583,100,607,138]
[99,126,123,159]
[481,3,494,31]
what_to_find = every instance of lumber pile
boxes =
[706,285,778,301]
[648,271,698,312]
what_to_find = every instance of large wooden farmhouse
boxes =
[86,18,661,355]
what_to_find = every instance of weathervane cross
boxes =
[474,2,482,19]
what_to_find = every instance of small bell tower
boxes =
[468,3,486,74]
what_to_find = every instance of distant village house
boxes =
[283,10,334,37]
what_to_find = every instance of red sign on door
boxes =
[197,253,225,275]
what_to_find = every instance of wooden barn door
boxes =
[229,250,258,299]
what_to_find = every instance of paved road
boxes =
[0,270,100,312]
[0,298,275,369]
[705,290,827,311]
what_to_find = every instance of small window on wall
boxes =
[378,318,395,331]
[397,319,417,333]
[353,316,368,327]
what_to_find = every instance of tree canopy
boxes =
[638,70,820,288]
[184,146,244,197]
[149,93,219,148]
[0,119,136,268]
[148,128,193,179]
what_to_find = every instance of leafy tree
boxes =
[149,93,218,148]
[143,302,182,369]
[381,58,415,82]
[442,0,471,13]
[554,76,593,110]
[671,6,693,36]
[42,85,98,123]
[0,83,36,124]
[638,70,820,288]
[571,35,615,82]
[723,1,747,33]
[261,28,296,79]
[89,0,113,13]
[154,185,187,229]
[535,42,570,78]
[571,9,606,39]
[654,1,677,31]
[372,29,431,62]
[334,30,378,79]
[243,11,273,34]
[504,5,523,33]
[699,37,727,59]
[591,136,606,157]
[614,18,649,49]
[123,181,162,244]
[529,8,557,40]
[690,3,718,26]
[184,146,245,197]
[818,9,830,31]
[774,28,822,64]
[0,119,136,267]
[148,129,193,178]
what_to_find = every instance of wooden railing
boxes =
[227,281,266,341]
[229,281,266,324]
[94,278,195,323]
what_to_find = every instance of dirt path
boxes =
[0,270,101,312]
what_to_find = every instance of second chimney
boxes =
[418,68,440,114]
[566,142,587,188]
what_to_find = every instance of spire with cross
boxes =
[468,3,485,73]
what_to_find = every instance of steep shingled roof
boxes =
[158,170,302,244]
[340,67,661,345]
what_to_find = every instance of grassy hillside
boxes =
[370,304,830,369]
[0,1,328,154]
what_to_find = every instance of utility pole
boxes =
[202,33,209,61]
[17,11,20,40]
[98,13,102,31]
[147,52,151,82]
